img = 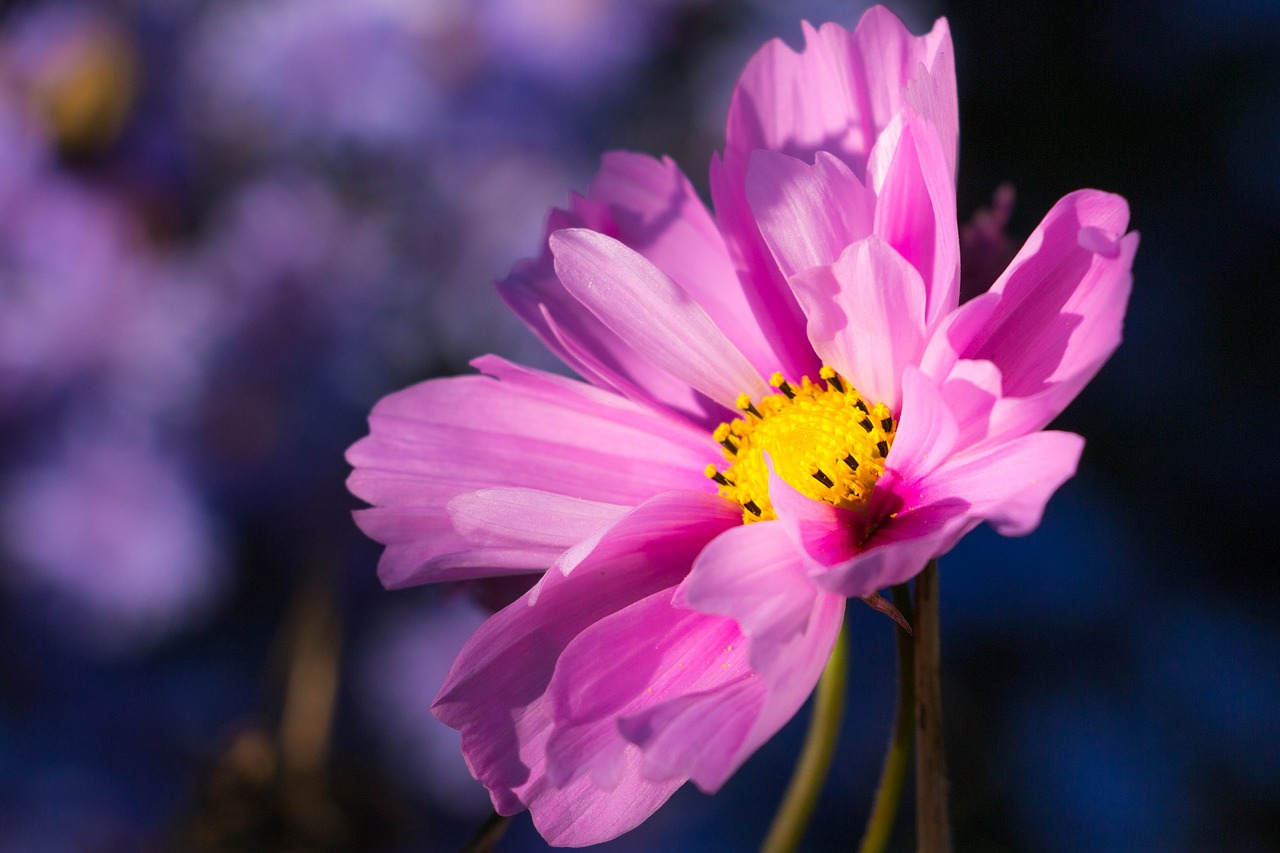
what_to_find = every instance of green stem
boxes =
[759,618,849,853]
[914,560,952,853]
[857,584,916,853]
[460,811,511,853]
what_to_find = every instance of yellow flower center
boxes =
[707,367,897,524]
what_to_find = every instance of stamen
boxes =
[820,365,844,393]
[704,464,733,487]
[706,365,897,524]
[769,372,795,399]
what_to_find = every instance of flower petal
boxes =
[745,150,873,279]
[550,228,768,409]
[624,571,843,792]
[936,190,1138,440]
[882,366,959,487]
[626,581,845,791]
[912,429,1085,537]
[585,152,779,377]
[447,488,628,559]
[432,490,737,845]
[725,8,954,177]
[812,503,972,597]
[497,208,716,426]
[790,235,927,410]
[870,115,960,328]
[555,490,740,580]
[346,357,716,588]
[544,588,752,789]
[709,154,820,385]
[764,459,857,567]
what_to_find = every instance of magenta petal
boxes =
[447,488,627,555]
[694,585,844,791]
[882,367,959,487]
[677,520,825,673]
[498,206,717,427]
[432,490,738,846]
[945,189,1137,439]
[745,150,873,278]
[939,358,1003,449]
[626,576,844,792]
[617,677,762,790]
[791,235,927,410]
[346,358,716,588]
[870,115,960,328]
[813,504,973,597]
[914,430,1085,536]
[550,228,768,409]
[544,588,752,788]
[765,460,857,567]
[725,8,954,177]
[555,490,740,579]
[586,152,779,377]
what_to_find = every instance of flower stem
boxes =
[461,811,511,853]
[857,584,916,853]
[760,617,849,853]
[914,560,952,852]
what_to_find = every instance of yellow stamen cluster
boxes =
[706,367,897,524]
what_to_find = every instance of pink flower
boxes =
[347,6,1136,846]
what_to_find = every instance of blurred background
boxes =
[0,0,1274,851]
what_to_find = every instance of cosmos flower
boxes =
[347,6,1136,845]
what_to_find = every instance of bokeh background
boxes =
[0,0,1275,851]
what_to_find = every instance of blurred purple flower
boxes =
[0,150,145,412]
[475,0,680,95]
[1,426,226,654]
[355,595,492,818]
[184,0,444,152]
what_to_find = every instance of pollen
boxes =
[707,367,897,524]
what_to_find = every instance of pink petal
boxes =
[585,152,778,377]
[497,208,716,427]
[815,420,1085,598]
[745,150,873,278]
[555,490,740,580]
[939,358,1003,449]
[937,190,1138,440]
[622,578,844,792]
[544,588,752,789]
[617,677,762,790]
[764,459,857,567]
[447,488,627,557]
[709,154,821,385]
[870,115,960,328]
[550,228,768,409]
[881,367,959,487]
[677,520,828,674]
[725,8,954,178]
[912,430,1085,537]
[790,235,927,410]
[346,358,717,588]
[812,504,972,597]
[432,490,737,845]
